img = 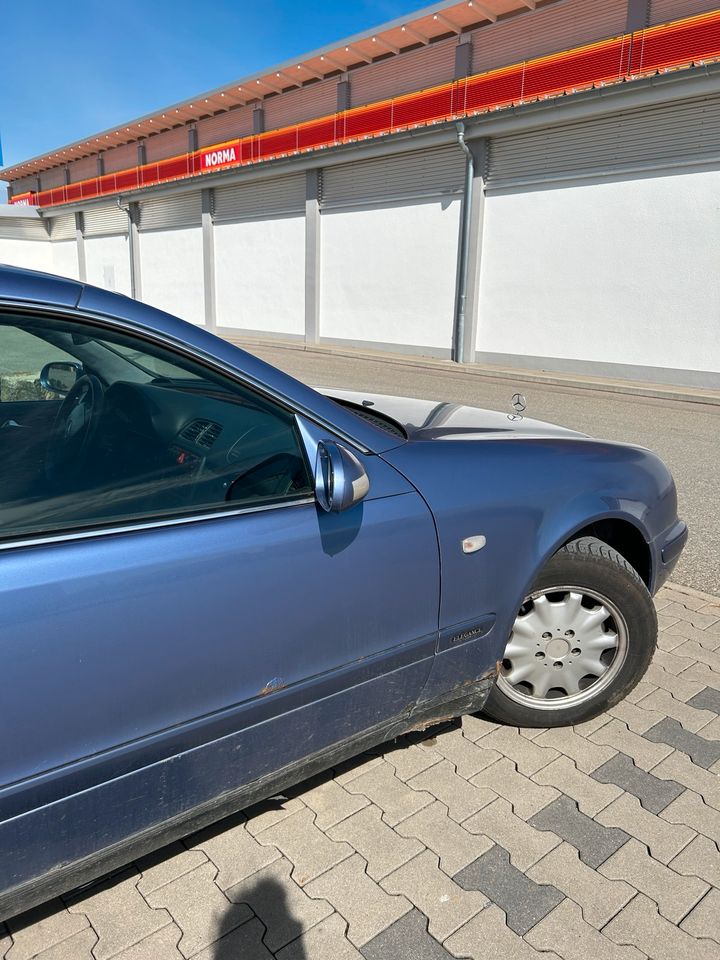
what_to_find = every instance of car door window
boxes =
[0,326,77,402]
[0,313,313,543]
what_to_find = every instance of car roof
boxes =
[0,263,84,307]
[0,264,401,454]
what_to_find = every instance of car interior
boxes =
[0,315,315,540]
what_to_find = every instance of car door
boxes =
[0,309,440,896]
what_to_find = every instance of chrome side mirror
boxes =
[40,361,84,396]
[315,441,370,513]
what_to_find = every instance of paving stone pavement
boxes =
[4,583,720,960]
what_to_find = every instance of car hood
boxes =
[320,389,587,442]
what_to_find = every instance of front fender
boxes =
[383,436,679,670]
[515,497,650,629]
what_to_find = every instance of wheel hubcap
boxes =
[497,586,629,710]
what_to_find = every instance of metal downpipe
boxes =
[453,122,474,363]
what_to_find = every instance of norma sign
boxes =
[9,193,36,206]
[200,141,242,171]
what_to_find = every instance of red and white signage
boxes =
[200,141,242,171]
[9,193,37,206]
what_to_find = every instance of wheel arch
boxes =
[559,517,652,589]
[488,507,653,673]
[485,519,658,727]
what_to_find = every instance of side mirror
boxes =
[315,441,370,513]
[40,361,84,396]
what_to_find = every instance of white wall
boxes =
[85,235,132,296]
[139,227,204,325]
[0,238,53,273]
[51,240,80,281]
[215,216,304,335]
[478,170,720,376]
[320,199,460,351]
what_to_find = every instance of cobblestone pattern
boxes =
[4,584,720,959]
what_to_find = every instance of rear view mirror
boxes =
[315,441,370,513]
[40,361,84,396]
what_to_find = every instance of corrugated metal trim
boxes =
[197,106,254,148]
[350,36,456,108]
[82,204,129,237]
[264,79,338,128]
[213,173,306,222]
[471,0,628,75]
[145,127,189,163]
[487,94,720,188]
[320,144,465,207]
[40,167,66,191]
[103,142,140,174]
[139,191,202,230]
[8,175,37,196]
[67,155,98,184]
[649,0,720,25]
[47,213,76,241]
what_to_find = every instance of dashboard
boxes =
[95,379,312,513]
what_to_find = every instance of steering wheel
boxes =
[45,374,104,484]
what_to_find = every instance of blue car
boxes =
[0,265,687,919]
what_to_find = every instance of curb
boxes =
[229,336,720,408]
[664,581,720,605]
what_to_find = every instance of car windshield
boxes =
[99,341,203,381]
[7,316,211,389]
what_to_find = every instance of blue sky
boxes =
[1,0,423,171]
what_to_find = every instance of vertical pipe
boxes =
[75,212,86,283]
[128,202,141,300]
[462,138,488,364]
[453,122,474,363]
[305,168,321,344]
[201,188,216,330]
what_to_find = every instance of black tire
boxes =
[483,536,657,727]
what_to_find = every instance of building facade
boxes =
[1,0,720,388]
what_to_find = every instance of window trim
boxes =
[0,303,333,552]
[0,496,317,554]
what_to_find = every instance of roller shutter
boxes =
[320,145,464,208]
[47,213,76,241]
[198,107,254,148]
[471,0,627,75]
[139,191,202,231]
[213,173,306,222]
[649,0,719,25]
[82,204,129,237]
[2,217,47,240]
[487,95,720,189]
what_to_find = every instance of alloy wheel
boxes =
[496,585,629,710]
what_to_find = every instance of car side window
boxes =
[0,313,314,543]
[0,326,78,402]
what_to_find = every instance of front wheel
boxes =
[483,536,657,727]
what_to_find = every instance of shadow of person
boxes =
[211,875,307,959]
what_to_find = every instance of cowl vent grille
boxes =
[179,419,223,449]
